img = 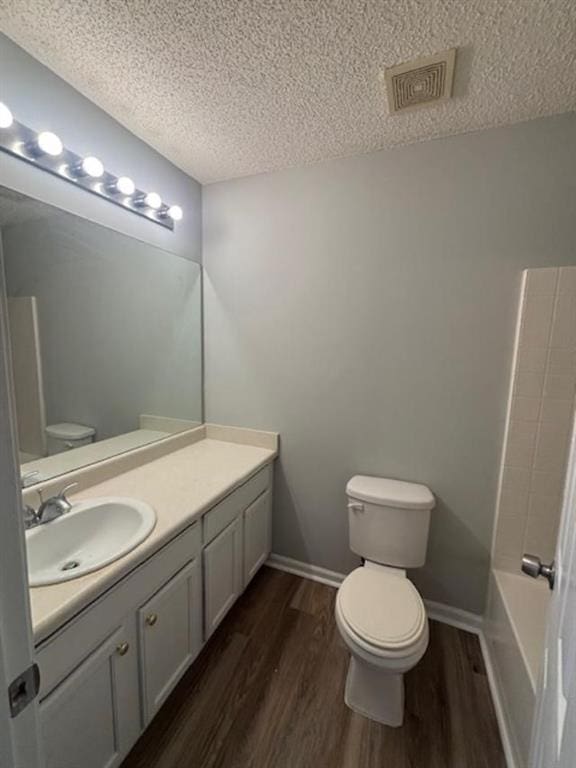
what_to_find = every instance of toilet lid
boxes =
[337,568,426,651]
[45,422,96,440]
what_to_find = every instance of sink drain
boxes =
[61,560,80,571]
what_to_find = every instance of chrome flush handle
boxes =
[521,554,555,590]
[347,502,364,513]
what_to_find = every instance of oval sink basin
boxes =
[26,497,157,586]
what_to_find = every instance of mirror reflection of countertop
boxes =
[21,429,170,481]
[29,427,278,645]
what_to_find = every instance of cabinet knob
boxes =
[116,642,130,656]
[145,613,158,627]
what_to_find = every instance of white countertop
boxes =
[30,435,276,644]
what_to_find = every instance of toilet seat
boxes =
[336,567,427,658]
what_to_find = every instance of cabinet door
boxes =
[138,557,202,723]
[203,515,243,638]
[244,489,272,587]
[40,623,139,768]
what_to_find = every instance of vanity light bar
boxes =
[0,102,183,231]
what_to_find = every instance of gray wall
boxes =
[2,209,202,441]
[203,113,576,614]
[0,33,201,262]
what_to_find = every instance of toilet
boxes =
[45,422,96,455]
[335,475,435,727]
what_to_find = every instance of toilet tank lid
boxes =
[346,476,435,510]
[45,422,96,440]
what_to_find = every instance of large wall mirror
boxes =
[0,186,202,486]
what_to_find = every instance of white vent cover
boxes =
[385,48,457,114]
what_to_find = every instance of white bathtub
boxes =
[485,569,550,768]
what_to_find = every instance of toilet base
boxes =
[344,656,404,727]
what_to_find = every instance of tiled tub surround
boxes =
[494,266,576,572]
[27,424,278,643]
[486,266,575,768]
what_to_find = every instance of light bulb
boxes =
[37,131,63,156]
[145,192,162,210]
[82,156,104,178]
[0,102,13,129]
[168,205,183,221]
[116,176,135,195]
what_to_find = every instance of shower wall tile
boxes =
[550,293,576,349]
[510,396,541,422]
[540,398,574,424]
[533,422,570,472]
[530,469,564,497]
[493,267,576,572]
[501,466,530,495]
[544,372,575,399]
[504,420,538,467]
[547,348,576,375]
[526,267,558,296]
[515,370,545,398]
[524,509,560,557]
[494,512,526,562]
[519,294,555,347]
[559,266,576,293]
[517,345,548,373]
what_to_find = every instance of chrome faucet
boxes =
[22,504,41,530]
[21,471,41,529]
[24,483,78,529]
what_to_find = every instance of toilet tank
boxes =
[45,422,96,456]
[347,475,435,568]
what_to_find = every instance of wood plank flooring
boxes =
[121,567,506,768]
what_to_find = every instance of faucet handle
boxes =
[22,504,40,530]
[58,483,78,509]
[59,482,78,498]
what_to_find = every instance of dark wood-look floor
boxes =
[121,567,505,768]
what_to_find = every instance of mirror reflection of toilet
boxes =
[45,422,96,455]
[335,475,435,727]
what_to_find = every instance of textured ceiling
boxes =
[0,0,575,183]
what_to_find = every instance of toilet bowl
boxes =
[335,475,435,727]
[335,563,428,726]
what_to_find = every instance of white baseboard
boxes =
[266,554,484,634]
[423,598,484,635]
[266,552,516,767]
[266,553,345,588]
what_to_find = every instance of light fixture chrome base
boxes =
[0,118,174,230]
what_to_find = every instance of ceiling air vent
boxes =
[385,48,456,114]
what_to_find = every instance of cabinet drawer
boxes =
[37,521,201,698]
[203,464,271,545]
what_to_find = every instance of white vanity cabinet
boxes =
[40,621,139,768]
[138,557,202,722]
[243,488,272,587]
[37,522,202,768]
[202,464,273,637]
[35,461,274,768]
[203,516,244,637]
